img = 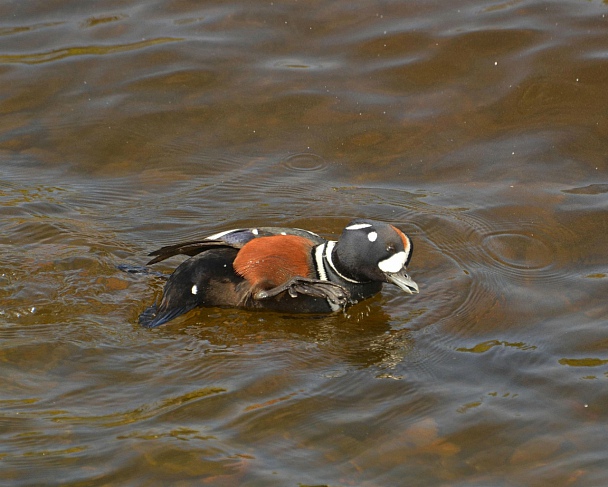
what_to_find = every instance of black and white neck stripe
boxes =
[313,242,363,284]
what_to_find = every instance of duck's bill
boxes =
[385,271,419,294]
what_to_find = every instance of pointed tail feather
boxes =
[138,303,197,328]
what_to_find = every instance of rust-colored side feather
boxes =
[233,235,315,290]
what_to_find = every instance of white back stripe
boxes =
[206,229,239,240]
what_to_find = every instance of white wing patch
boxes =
[191,284,198,295]
[378,251,406,273]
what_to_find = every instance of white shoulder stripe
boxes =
[314,244,328,281]
[316,243,342,311]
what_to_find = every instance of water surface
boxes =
[1,0,607,485]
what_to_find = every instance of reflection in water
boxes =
[0,37,182,65]
[150,302,415,373]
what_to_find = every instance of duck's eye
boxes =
[386,243,395,253]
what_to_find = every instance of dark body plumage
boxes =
[139,219,418,328]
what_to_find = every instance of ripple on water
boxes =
[265,58,341,71]
[396,198,581,342]
[482,231,553,271]
[280,153,328,173]
[444,201,580,291]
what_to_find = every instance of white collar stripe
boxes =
[325,241,361,284]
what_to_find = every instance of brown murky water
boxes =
[1,0,607,485]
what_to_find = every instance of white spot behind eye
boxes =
[346,223,372,230]
[367,231,378,242]
[191,285,198,295]
[378,251,406,273]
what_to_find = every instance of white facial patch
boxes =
[367,231,378,242]
[346,223,372,230]
[191,284,198,295]
[378,251,406,273]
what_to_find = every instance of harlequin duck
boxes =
[139,219,419,328]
